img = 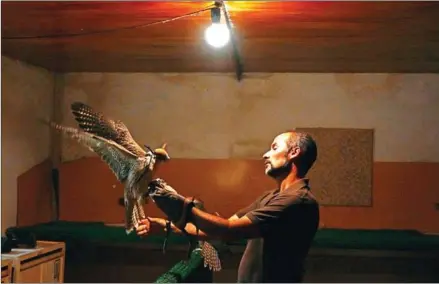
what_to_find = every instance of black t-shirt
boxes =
[235,179,319,283]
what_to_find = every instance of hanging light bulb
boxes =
[205,23,230,48]
[204,2,230,48]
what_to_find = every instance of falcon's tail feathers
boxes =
[125,199,146,235]
[124,197,136,235]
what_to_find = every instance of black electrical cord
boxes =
[220,0,244,81]
[2,4,215,40]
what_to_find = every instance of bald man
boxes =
[138,131,320,283]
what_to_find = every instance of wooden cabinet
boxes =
[1,259,13,283]
[40,257,62,283]
[1,241,65,283]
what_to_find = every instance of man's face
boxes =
[262,133,296,178]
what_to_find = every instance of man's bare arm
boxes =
[185,208,262,241]
[228,214,239,221]
[171,213,242,241]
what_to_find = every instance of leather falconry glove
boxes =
[148,178,197,230]
[147,180,224,272]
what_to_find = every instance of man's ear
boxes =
[288,146,300,160]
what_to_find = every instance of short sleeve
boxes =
[235,191,271,218]
[245,192,303,235]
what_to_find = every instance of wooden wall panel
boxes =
[17,159,53,227]
[2,2,439,73]
[58,157,277,224]
[56,157,439,233]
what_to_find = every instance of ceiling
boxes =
[2,1,439,74]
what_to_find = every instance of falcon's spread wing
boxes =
[48,121,147,183]
[200,241,222,272]
[70,102,147,158]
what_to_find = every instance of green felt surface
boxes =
[5,221,439,251]
[6,221,188,245]
[312,228,439,251]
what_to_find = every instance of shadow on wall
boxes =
[16,157,439,233]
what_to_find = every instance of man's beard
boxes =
[266,159,293,178]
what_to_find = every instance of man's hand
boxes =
[135,219,151,238]
[135,217,181,237]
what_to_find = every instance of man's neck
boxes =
[278,173,302,192]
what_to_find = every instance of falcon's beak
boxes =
[154,143,170,161]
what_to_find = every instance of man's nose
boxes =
[262,151,269,160]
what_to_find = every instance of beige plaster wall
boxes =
[60,72,439,163]
[1,56,54,232]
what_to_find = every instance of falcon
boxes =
[46,102,170,234]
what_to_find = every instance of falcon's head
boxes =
[153,143,170,162]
